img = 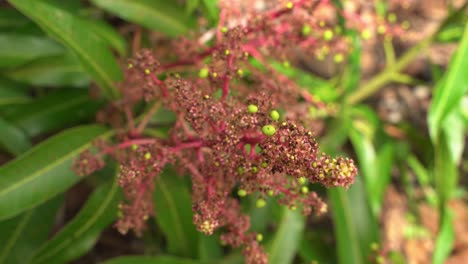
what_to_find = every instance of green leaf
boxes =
[0,33,64,68]
[91,0,196,37]
[32,176,121,264]
[328,177,378,264]
[8,0,122,99]
[0,117,31,156]
[198,233,222,261]
[433,209,455,264]
[0,8,30,29]
[186,0,200,15]
[428,22,468,142]
[0,125,110,220]
[341,31,361,93]
[0,78,31,106]
[349,129,394,217]
[2,90,102,137]
[201,0,219,21]
[0,196,63,264]
[5,53,90,87]
[153,169,198,258]
[267,208,305,264]
[103,255,207,264]
[83,19,128,57]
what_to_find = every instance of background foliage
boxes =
[0,1,466,264]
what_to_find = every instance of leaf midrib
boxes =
[158,177,189,255]
[34,178,119,263]
[11,0,117,98]
[0,129,111,204]
[97,0,188,33]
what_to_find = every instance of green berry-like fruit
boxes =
[301,186,309,194]
[199,67,209,78]
[144,152,151,160]
[256,233,263,242]
[238,189,247,197]
[270,110,280,121]
[323,29,334,41]
[334,53,344,63]
[256,198,266,208]
[248,104,258,113]
[302,25,311,36]
[262,125,276,136]
[298,176,307,185]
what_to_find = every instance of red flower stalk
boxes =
[67,0,412,263]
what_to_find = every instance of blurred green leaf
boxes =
[0,78,31,106]
[83,19,128,57]
[428,22,468,142]
[201,0,219,21]
[2,90,102,137]
[433,209,455,264]
[186,0,200,15]
[5,53,90,87]
[0,117,31,156]
[299,231,335,263]
[9,0,122,99]
[91,0,196,37]
[153,169,198,258]
[32,175,121,264]
[267,208,304,264]
[0,8,30,28]
[103,256,208,264]
[328,177,378,264]
[0,125,110,220]
[341,31,361,93]
[198,233,222,261]
[271,61,338,102]
[0,196,63,264]
[0,33,64,68]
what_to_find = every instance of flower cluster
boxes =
[66,1,396,263]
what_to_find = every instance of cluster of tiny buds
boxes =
[71,1,368,264]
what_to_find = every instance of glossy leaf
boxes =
[9,0,122,99]
[428,22,468,142]
[267,208,304,264]
[328,177,378,264]
[153,169,198,258]
[0,125,110,220]
[0,196,63,264]
[349,129,394,217]
[0,117,31,156]
[3,90,102,137]
[201,0,219,21]
[0,78,31,106]
[0,33,64,68]
[433,209,455,264]
[103,256,207,264]
[84,19,128,57]
[198,233,222,261]
[91,0,196,37]
[5,53,90,88]
[32,176,121,264]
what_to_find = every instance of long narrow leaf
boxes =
[267,208,304,264]
[91,0,195,37]
[8,0,122,99]
[103,256,207,264]
[32,175,121,264]
[0,196,63,264]
[0,125,110,220]
[153,169,198,258]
